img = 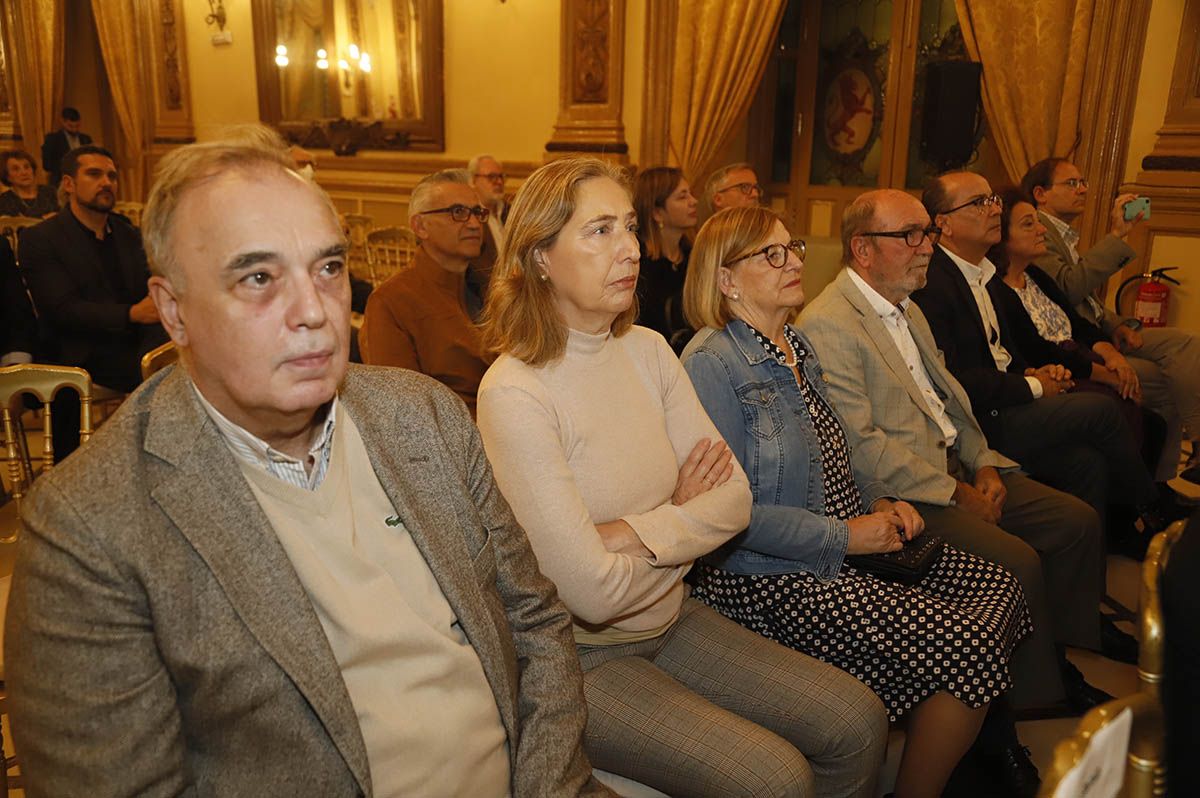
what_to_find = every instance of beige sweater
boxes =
[478,326,751,645]
[239,408,510,798]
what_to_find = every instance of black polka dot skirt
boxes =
[690,547,1032,722]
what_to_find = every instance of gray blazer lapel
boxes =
[142,371,372,795]
[836,270,944,426]
[340,383,516,737]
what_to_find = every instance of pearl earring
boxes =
[730,289,740,301]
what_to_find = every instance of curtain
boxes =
[955,0,1095,183]
[1,0,65,176]
[667,0,785,180]
[91,0,149,199]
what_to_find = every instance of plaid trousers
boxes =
[578,598,888,798]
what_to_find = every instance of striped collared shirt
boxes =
[191,383,338,491]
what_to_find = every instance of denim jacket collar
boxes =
[725,317,788,367]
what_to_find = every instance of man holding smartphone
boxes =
[1022,157,1200,485]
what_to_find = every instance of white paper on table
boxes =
[1052,706,1132,798]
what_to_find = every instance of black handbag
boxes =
[845,535,945,585]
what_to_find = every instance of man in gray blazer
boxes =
[798,189,1110,717]
[6,137,611,797]
[1021,157,1200,483]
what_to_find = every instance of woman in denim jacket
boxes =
[680,207,1034,798]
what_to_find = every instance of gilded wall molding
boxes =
[545,0,628,161]
[1142,0,1200,166]
[147,0,193,143]
[1075,0,1152,251]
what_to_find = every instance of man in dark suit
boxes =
[40,107,92,188]
[6,135,612,796]
[912,172,1162,522]
[19,145,166,456]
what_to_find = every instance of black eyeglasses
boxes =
[417,204,491,222]
[940,193,1002,215]
[715,181,762,197]
[1052,177,1088,190]
[859,225,943,248]
[476,172,506,183]
[726,239,805,268]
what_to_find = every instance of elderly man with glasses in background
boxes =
[704,162,763,215]
[466,154,513,305]
[360,168,493,415]
[798,192,1115,791]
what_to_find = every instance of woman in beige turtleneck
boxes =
[476,156,887,798]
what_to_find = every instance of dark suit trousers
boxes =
[915,473,1102,709]
[995,392,1157,521]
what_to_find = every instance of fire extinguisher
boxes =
[1119,267,1181,328]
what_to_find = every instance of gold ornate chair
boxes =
[0,364,93,536]
[1138,519,1186,699]
[113,201,144,227]
[1039,693,1166,797]
[365,226,416,287]
[0,215,42,260]
[340,212,375,283]
[140,341,179,381]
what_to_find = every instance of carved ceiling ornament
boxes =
[573,0,609,104]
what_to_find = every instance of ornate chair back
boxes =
[1138,519,1186,698]
[365,226,416,286]
[1039,693,1166,797]
[0,364,93,528]
[113,201,144,227]
[0,215,42,261]
[340,212,375,283]
[140,341,179,382]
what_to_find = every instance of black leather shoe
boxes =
[1061,658,1114,713]
[1100,616,1138,664]
[979,744,1040,798]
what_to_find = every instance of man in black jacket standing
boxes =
[19,145,165,456]
[40,107,93,188]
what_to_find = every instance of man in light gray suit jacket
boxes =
[1021,156,1200,483]
[798,189,1110,717]
[6,136,612,797]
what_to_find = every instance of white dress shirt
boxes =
[848,269,958,446]
[939,246,1044,398]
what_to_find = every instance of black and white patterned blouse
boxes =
[747,324,863,520]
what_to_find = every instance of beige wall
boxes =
[181,0,260,143]
[180,0,580,164]
[1124,0,1186,182]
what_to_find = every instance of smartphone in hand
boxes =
[1124,196,1151,222]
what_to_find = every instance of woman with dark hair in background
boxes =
[0,150,58,219]
[986,187,1177,557]
[633,166,698,352]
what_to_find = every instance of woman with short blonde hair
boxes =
[682,206,1034,798]
[477,157,888,798]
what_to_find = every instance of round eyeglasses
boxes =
[940,193,1003,216]
[416,204,491,223]
[1052,177,1088,190]
[726,238,805,269]
[859,225,943,248]
[715,181,762,197]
